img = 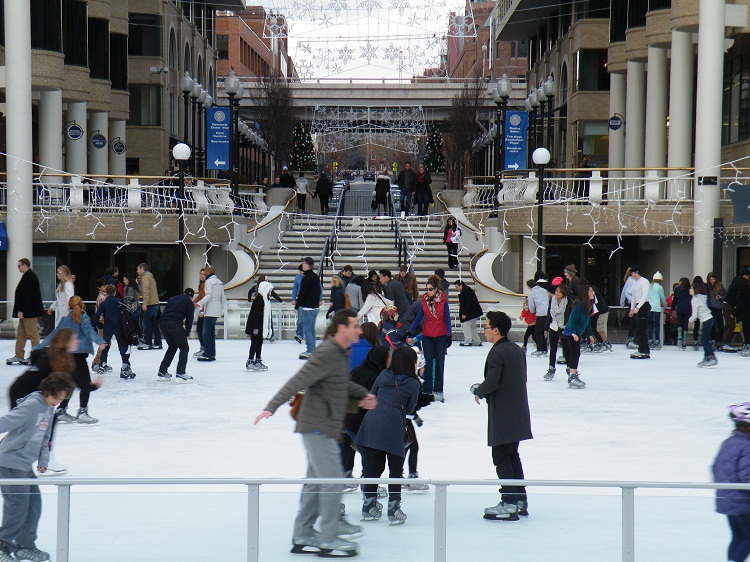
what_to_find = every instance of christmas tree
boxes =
[290,122,316,171]
[422,125,446,173]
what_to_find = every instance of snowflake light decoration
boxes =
[360,41,378,64]
[263,11,288,38]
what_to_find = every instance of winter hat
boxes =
[552,276,564,286]
[564,264,577,275]
[282,165,289,171]
[380,306,398,323]
[652,271,663,281]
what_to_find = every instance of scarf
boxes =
[424,289,443,319]
[417,172,425,185]
[258,281,274,339]
[549,296,567,331]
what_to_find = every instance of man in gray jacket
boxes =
[380,269,410,317]
[254,310,377,557]
[471,311,532,521]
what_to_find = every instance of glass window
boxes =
[32,0,62,52]
[89,18,109,80]
[128,85,161,126]
[723,36,750,145]
[129,13,161,56]
[610,0,627,42]
[110,33,128,91]
[63,0,87,66]
[217,34,229,60]
[575,49,609,92]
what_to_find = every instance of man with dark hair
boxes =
[396,161,416,215]
[8,259,44,366]
[722,268,750,349]
[379,269,410,317]
[337,265,354,287]
[137,263,162,350]
[158,288,199,382]
[455,280,483,346]
[280,166,296,190]
[297,257,322,360]
[628,266,651,359]
[255,310,377,558]
[471,311,532,521]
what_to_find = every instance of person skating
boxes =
[689,282,717,368]
[562,285,595,388]
[545,284,571,381]
[92,285,135,379]
[245,280,275,371]
[470,311,532,521]
[672,277,692,351]
[647,272,668,350]
[628,266,652,359]
[527,272,551,357]
[8,258,44,366]
[157,288,198,382]
[296,257,323,360]
[196,265,226,362]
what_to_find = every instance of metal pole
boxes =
[539,100,545,147]
[434,484,447,562]
[56,485,71,562]
[191,98,198,175]
[183,93,190,146]
[228,93,236,193]
[537,164,545,267]
[500,98,508,171]
[547,96,554,163]
[493,101,501,211]
[622,487,635,562]
[247,484,260,562]
[178,161,186,285]
[234,99,241,196]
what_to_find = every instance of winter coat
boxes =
[263,338,369,439]
[565,302,593,339]
[140,271,159,306]
[357,293,393,324]
[472,338,532,447]
[672,286,692,315]
[410,292,451,338]
[280,172,296,189]
[592,286,609,314]
[345,350,386,434]
[620,276,634,307]
[9,354,57,409]
[49,281,75,326]
[712,430,750,515]
[12,269,44,319]
[527,284,550,316]
[400,300,422,334]
[345,282,363,311]
[383,279,411,317]
[245,293,265,336]
[380,320,406,349]
[296,270,322,310]
[160,294,195,335]
[374,176,390,204]
[198,274,226,317]
[93,295,123,336]
[415,170,432,193]
[648,283,668,311]
[726,275,750,316]
[355,369,420,457]
[315,176,333,199]
[457,284,483,321]
[398,273,419,303]
[327,285,345,318]
[348,339,373,372]
[689,293,713,324]
[396,169,417,193]
[36,313,105,356]
[0,392,56,471]
[708,282,726,311]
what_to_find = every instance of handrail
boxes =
[321,187,347,273]
[469,249,525,298]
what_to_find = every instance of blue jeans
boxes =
[728,513,750,562]
[299,308,319,353]
[400,190,412,215]
[648,311,661,340]
[295,314,303,339]
[143,304,160,346]
[422,335,447,393]
[701,318,714,358]
[202,316,217,358]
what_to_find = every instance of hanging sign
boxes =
[67,123,84,141]
[91,134,107,149]
[206,107,230,171]
[111,139,126,155]
[503,111,528,171]
[608,115,623,131]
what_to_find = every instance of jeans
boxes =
[400,190,412,215]
[159,321,190,374]
[202,316,217,358]
[701,318,714,358]
[415,190,430,215]
[296,193,306,212]
[299,308,319,353]
[648,311,661,340]
[295,314,303,339]
[143,304,160,346]
[492,443,527,505]
[0,467,41,553]
[360,446,405,503]
[422,335,447,393]
[728,513,750,562]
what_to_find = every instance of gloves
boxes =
[470,383,480,396]
[445,337,452,349]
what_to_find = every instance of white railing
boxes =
[3,476,740,562]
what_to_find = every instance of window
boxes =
[129,13,161,56]
[648,0,671,9]
[31,0,62,52]
[575,49,609,92]
[110,33,128,91]
[63,0,87,66]
[516,39,528,58]
[88,18,109,79]
[574,0,610,22]
[610,0,627,42]
[128,85,161,126]
[217,34,229,60]
[723,36,750,145]
[627,0,647,28]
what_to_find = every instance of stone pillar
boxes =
[88,111,109,177]
[38,89,64,192]
[608,72,626,198]
[624,61,646,200]
[644,47,668,170]
[693,0,725,276]
[5,0,34,302]
[65,101,87,176]
[668,30,696,200]
[109,120,127,185]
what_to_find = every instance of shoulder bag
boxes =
[393,375,416,447]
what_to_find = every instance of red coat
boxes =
[411,293,451,338]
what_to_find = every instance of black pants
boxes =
[159,321,189,375]
[248,333,263,360]
[591,314,604,343]
[340,431,356,474]
[319,196,330,215]
[566,336,581,370]
[60,353,97,410]
[196,316,204,347]
[534,316,548,352]
[361,446,405,502]
[522,325,537,346]
[635,302,651,354]
[99,331,129,366]
[677,311,690,341]
[296,193,306,211]
[406,419,419,474]
[446,243,458,268]
[710,307,724,341]
[492,442,527,505]
[549,329,570,368]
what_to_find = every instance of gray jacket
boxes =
[345,282,363,310]
[0,393,55,470]
[527,284,550,316]
[264,338,369,439]
[384,279,411,317]
[198,274,226,317]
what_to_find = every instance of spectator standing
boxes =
[398,266,418,303]
[471,311,532,521]
[527,272,551,357]
[396,161,416,215]
[137,263,162,350]
[315,172,333,215]
[345,275,364,314]
[48,265,75,327]
[647,272,668,350]
[254,310,376,558]
[8,259,45,366]
[196,266,226,362]
[157,288,197,382]
[628,266,652,359]
[443,217,461,269]
[193,269,206,358]
[722,268,750,349]
[295,172,310,213]
[327,277,346,319]
[296,257,322,360]
[455,280,483,346]
[672,277,692,350]
[291,265,305,344]
[380,269,410,317]
[707,272,726,347]
[414,164,432,216]
[337,265,354,287]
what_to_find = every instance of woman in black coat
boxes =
[327,277,346,319]
[315,172,333,214]
[374,174,390,215]
[455,280,483,346]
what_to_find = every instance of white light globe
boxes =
[172,142,191,161]
[532,147,551,166]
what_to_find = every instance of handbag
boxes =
[289,392,304,420]
[393,376,415,448]
[371,197,378,210]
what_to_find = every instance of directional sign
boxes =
[206,107,230,171]
[503,111,528,171]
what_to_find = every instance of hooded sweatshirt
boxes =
[0,392,55,470]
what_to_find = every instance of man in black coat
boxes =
[157,288,198,382]
[379,269,410,317]
[9,258,45,365]
[315,172,333,215]
[396,161,416,216]
[471,311,532,521]
[296,257,323,359]
[279,166,296,189]
[455,280,483,346]
[722,268,750,348]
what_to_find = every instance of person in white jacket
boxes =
[47,265,75,327]
[356,283,393,324]
[628,265,652,359]
[689,282,717,368]
[196,266,226,362]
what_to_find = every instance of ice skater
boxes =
[93,285,134,379]
[157,288,198,382]
[245,280,275,371]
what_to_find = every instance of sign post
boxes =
[503,111,529,171]
[206,107,230,171]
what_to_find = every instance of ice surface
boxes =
[0,339,740,561]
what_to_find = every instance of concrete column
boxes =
[109,120,126,185]
[624,61,646,200]
[65,101,87,176]
[693,0,725,276]
[88,111,109,177]
[5,0,34,302]
[608,72,626,199]
[38,89,64,195]
[644,47,668,170]
[668,30,696,199]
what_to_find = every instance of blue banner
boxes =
[206,107,230,171]
[503,111,528,171]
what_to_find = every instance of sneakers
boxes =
[483,500,520,521]
[192,347,204,358]
[6,356,28,365]
[630,352,650,359]
[387,499,407,525]
[55,408,77,424]
[567,374,586,389]
[543,367,555,381]
[698,356,718,368]
[294,336,303,344]
[317,538,358,557]
[76,407,99,425]
[299,352,312,360]
[157,371,172,381]
[175,374,194,383]
[405,472,429,491]
[13,546,50,561]
[530,350,547,358]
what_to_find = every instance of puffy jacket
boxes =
[713,430,750,515]
[198,274,226,317]
[140,271,160,306]
[410,292,451,338]
[672,286,692,315]
[527,285,550,316]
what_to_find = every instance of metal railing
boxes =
[3,476,740,562]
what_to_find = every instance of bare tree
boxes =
[444,74,485,189]
[249,73,295,173]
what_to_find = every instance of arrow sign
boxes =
[508,163,520,170]
[206,108,230,171]
[503,111,528,171]
[214,159,226,167]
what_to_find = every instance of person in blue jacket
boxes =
[563,285,596,389]
[713,402,750,562]
[93,285,131,377]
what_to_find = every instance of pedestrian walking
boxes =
[396,161,416,215]
[157,288,197,382]
[47,265,75,327]
[455,280,483,346]
[196,266,225,362]
[443,217,461,269]
[315,172,333,215]
[414,164,432,216]
[8,259,44,366]
[296,172,310,213]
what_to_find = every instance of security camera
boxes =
[162,66,169,73]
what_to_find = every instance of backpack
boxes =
[118,307,140,346]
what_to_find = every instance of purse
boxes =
[289,392,304,420]
[393,375,415,448]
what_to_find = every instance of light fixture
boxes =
[532,147,551,166]
[190,82,201,99]
[543,74,555,97]
[224,69,240,95]
[180,72,193,94]
[204,94,213,108]
[172,143,191,162]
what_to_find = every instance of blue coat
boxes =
[349,340,373,371]
[712,430,750,515]
[355,369,420,457]
[93,295,121,336]
[565,302,593,338]
[36,313,105,356]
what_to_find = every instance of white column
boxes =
[5,0,34,301]
[624,61,646,200]
[38,89,64,193]
[644,47,668,170]
[608,72,626,199]
[65,101,87,176]
[522,235,538,283]
[668,30,696,199]
[88,111,109,177]
[184,245,208,294]
[109,120,127,185]
[693,0,725,275]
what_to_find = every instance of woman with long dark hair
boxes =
[563,285,595,389]
[707,272,725,346]
[443,217,461,269]
[672,277,692,350]
[545,284,571,381]
[349,322,381,371]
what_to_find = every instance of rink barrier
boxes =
[0,477,745,562]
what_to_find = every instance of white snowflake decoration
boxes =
[382,43,401,64]
[389,0,411,16]
[357,0,381,14]
[359,41,378,64]
[263,11,288,38]
[338,44,355,64]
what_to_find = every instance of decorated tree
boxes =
[422,125,446,173]
[290,122,316,170]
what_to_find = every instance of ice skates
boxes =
[192,347,204,358]
[54,408,76,424]
[175,374,193,383]
[157,371,173,381]
[120,363,136,379]
[6,356,28,366]
[316,538,358,558]
[483,500,520,521]
[361,497,382,521]
[290,533,320,555]
[13,546,50,561]
[567,373,586,389]
[625,338,637,349]
[543,367,555,381]
[75,407,99,425]
[698,356,718,368]
[387,500,407,525]
[405,472,429,491]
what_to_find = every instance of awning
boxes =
[0,222,7,251]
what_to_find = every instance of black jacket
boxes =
[245,294,265,335]
[296,270,322,309]
[724,275,749,308]
[13,269,44,319]
[9,354,54,409]
[592,285,609,314]
[457,285,483,321]
[345,352,383,434]
[397,169,416,193]
[327,285,345,318]
[280,172,296,189]
[159,294,195,335]
[383,279,411,317]
[315,177,333,199]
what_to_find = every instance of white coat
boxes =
[49,281,75,327]
[198,274,226,318]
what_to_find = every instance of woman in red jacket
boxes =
[409,275,451,401]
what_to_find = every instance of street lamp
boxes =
[532,146,551,266]
[543,74,556,163]
[536,85,547,147]
[224,70,240,195]
[180,72,194,150]
[492,73,512,211]
[529,91,539,155]
[172,142,192,282]
[203,93,212,177]
[232,84,244,196]
[190,81,201,175]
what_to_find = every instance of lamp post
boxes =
[172,142,192,284]
[197,88,207,177]
[529,90,539,155]
[190,81,201,176]
[231,84,244,196]
[202,93,212,178]
[492,73,512,211]
[224,70,240,195]
[543,74,555,163]
[536,85,547,148]
[532,146,551,266]
[180,73,194,150]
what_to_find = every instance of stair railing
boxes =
[321,186,347,273]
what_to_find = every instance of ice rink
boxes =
[0,337,742,561]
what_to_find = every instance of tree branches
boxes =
[250,74,295,169]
